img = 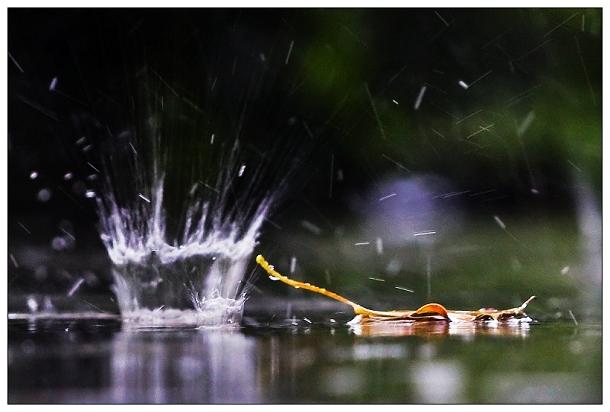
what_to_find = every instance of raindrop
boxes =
[51,236,68,251]
[36,188,52,202]
[49,76,58,91]
[27,296,38,312]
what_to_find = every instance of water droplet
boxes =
[51,236,68,251]
[36,188,52,202]
[49,76,58,91]
[27,296,38,312]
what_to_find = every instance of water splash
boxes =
[86,63,304,326]
[97,173,270,326]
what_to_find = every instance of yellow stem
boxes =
[255,254,402,317]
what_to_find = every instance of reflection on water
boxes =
[349,320,531,338]
[8,317,601,404]
[110,328,259,403]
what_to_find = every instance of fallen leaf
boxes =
[256,254,535,325]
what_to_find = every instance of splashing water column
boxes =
[98,179,269,327]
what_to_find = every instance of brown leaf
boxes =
[256,254,535,325]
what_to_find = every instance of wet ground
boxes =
[8,314,601,404]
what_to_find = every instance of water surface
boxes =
[8,315,601,404]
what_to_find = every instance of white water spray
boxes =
[97,176,270,326]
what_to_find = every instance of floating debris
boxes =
[238,164,246,177]
[29,171,38,180]
[458,80,469,89]
[63,172,73,180]
[394,286,415,293]
[256,255,536,325]
[303,317,312,324]
[368,277,385,282]
[392,99,399,105]
[210,133,215,144]
[354,242,370,246]
[85,190,96,199]
[138,193,151,203]
[561,266,570,275]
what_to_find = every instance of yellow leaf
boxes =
[255,254,535,325]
